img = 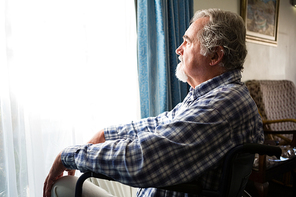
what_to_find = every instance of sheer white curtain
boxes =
[0,0,140,196]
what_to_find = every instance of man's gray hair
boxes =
[192,9,247,71]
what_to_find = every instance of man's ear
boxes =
[209,46,224,66]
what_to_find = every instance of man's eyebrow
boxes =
[183,35,192,42]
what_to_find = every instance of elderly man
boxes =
[44,8,264,197]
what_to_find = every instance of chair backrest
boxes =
[222,148,255,197]
[201,145,254,197]
[245,80,296,131]
[201,144,281,197]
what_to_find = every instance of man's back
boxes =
[136,69,263,196]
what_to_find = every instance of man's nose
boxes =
[175,44,183,55]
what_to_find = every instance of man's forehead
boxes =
[183,19,204,40]
[184,18,208,41]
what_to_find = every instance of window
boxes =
[0,0,139,196]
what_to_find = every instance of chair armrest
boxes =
[75,172,115,197]
[263,119,296,125]
[262,119,296,145]
[75,171,202,197]
[242,143,282,159]
[158,182,202,194]
[263,119,296,134]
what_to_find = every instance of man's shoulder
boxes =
[195,82,254,111]
[203,82,247,101]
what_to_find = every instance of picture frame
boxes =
[240,0,280,46]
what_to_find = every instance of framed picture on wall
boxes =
[240,0,280,46]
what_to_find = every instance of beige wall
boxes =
[194,0,296,85]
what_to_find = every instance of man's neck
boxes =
[188,67,227,88]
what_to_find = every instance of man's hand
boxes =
[88,129,105,144]
[43,152,75,197]
[43,129,105,196]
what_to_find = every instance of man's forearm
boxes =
[88,129,105,144]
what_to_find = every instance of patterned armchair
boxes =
[245,80,296,197]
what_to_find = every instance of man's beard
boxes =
[175,56,188,83]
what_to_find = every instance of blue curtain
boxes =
[137,0,193,118]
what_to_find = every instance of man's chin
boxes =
[175,63,188,83]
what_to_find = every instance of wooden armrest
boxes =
[263,119,296,125]
[264,130,296,134]
[262,119,296,145]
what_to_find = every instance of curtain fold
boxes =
[137,0,193,118]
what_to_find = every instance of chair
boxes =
[245,80,296,197]
[75,143,281,197]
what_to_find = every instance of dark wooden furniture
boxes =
[246,80,296,197]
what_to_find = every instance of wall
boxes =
[194,0,296,85]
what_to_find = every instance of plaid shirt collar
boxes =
[186,69,242,102]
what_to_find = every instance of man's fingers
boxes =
[67,169,76,176]
[43,172,64,197]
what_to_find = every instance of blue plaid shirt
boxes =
[62,69,264,197]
